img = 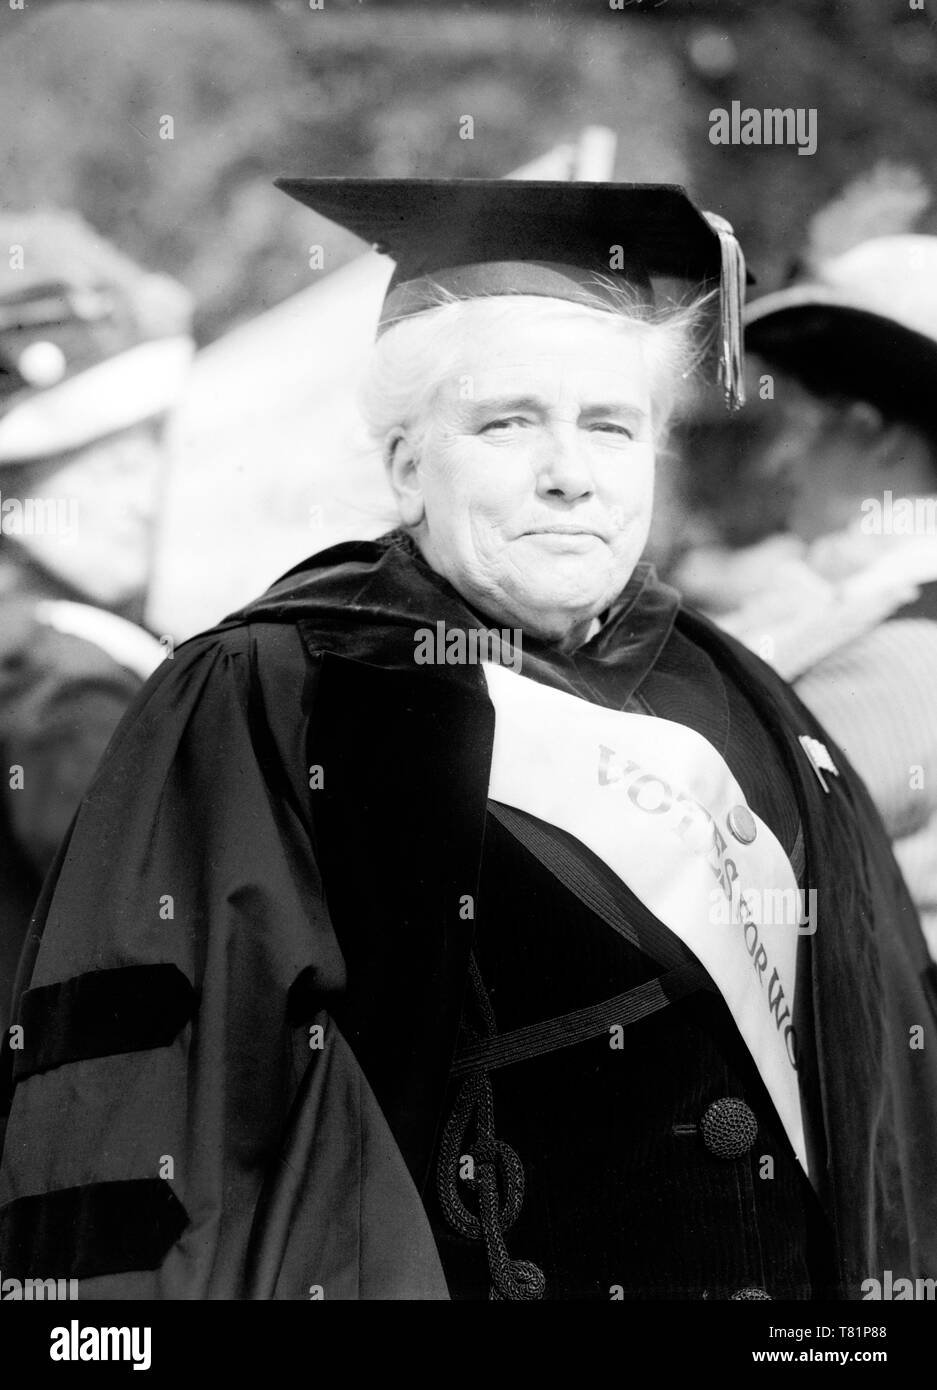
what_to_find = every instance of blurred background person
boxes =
[673,172,937,956]
[0,211,193,1030]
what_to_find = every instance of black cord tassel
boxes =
[704,211,747,411]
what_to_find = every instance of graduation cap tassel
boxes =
[704,212,747,411]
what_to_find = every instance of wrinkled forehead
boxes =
[431,305,652,410]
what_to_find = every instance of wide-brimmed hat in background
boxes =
[0,210,194,464]
[745,163,937,432]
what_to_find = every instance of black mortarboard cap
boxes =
[275,178,748,409]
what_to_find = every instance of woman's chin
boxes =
[504,592,608,642]
[509,568,627,623]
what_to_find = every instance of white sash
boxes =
[481,661,808,1173]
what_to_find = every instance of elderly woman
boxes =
[0,180,935,1303]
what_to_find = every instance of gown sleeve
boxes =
[0,621,448,1299]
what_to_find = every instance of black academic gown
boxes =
[1,533,935,1299]
[0,593,144,1037]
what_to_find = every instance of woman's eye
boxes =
[590,422,635,439]
[480,416,532,433]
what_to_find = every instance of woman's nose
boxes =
[535,426,595,499]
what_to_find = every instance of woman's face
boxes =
[386,307,658,646]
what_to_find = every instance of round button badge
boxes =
[727,804,757,845]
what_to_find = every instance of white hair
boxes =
[359,285,714,453]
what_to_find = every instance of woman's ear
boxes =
[384,428,425,527]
